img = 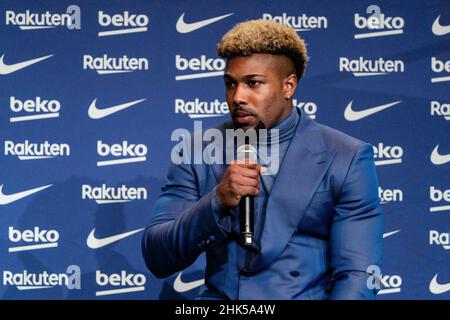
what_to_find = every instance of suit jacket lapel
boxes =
[248,109,336,272]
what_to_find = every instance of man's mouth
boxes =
[233,110,256,125]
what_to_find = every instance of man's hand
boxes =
[216,160,266,208]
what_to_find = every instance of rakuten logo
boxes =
[431,101,450,121]
[97,141,147,167]
[82,184,147,204]
[4,140,70,160]
[339,57,404,77]
[96,270,146,296]
[83,54,148,75]
[5,6,81,30]
[378,187,403,204]
[261,13,327,31]
[8,226,59,253]
[429,186,450,213]
[3,265,81,291]
[293,100,317,119]
[175,98,229,119]
[354,5,404,39]
[372,143,403,166]
[98,11,148,37]
[431,57,450,83]
[175,55,225,80]
[9,96,60,123]
[429,230,450,250]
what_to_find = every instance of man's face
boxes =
[223,53,297,130]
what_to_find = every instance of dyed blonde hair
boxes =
[217,19,308,79]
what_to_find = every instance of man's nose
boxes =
[232,83,248,106]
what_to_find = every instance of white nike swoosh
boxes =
[429,274,450,294]
[173,272,205,293]
[0,54,54,75]
[88,98,146,119]
[86,228,144,249]
[176,12,233,33]
[432,15,450,36]
[0,184,52,205]
[344,100,402,121]
[383,230,400,239]
[431,145,450,165]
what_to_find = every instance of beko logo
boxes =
[372,143,403,166]
[176,13,233,33]
[431,57,450,83]
[377,274,403,295]
[83,54,149,74]
[431,145,450,165]
[429,230,450,250]
[175,55,225,80]
[9,96,60,122]
[339,57,404,77]
[261,13,327,31]
[98,11,148,37]
[344,100,402,121]
[0,183,52,205]
[96,141,147,167]
[354,5,404,39]
[432,15,450,36]
[175,99,229,119]
[96,270,145,296]
[431,101,450,121]
[4,140,70,160]
[5,6,81,30]
[2,265,81,290]
[8,226,59,253]
[0,53,53,75]
[293,100,317,119]
[82,184,147,204]
[429,186,450,213]
[378,187,403,204]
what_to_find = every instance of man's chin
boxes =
[232,117,258,130]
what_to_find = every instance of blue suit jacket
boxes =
[142,108,383,300]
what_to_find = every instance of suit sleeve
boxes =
[141,160,232,279]
[328,143,384,300]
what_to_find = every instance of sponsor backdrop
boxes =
[0,0,449,300]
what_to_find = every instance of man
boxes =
[142,19,383,300]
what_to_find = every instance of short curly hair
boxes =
[217,19,308,79]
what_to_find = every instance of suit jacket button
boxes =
[290,271,300,277]
[208,235,216,242]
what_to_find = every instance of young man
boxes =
[142,20,383,300]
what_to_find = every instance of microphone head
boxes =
[237,144,257,163]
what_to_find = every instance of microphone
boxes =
[236,142,258,249]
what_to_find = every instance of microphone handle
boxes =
[240,195,254,246]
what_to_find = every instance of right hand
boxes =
[216,160,266,208]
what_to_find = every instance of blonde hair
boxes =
[217,19,308,79]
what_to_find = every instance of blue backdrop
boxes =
[0,0,449,299]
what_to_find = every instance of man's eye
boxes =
[248,80,260,87]
[225,81,235,88]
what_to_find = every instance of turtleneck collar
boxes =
[260,106,300,145]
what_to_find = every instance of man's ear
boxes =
[284,73,298,98]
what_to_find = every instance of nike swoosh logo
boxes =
[432,15,450,36]
[86,228,144,249]
[173,272,205,293]
[383,230,400,239]
[0,54,54,75]
[88,98,146,119]
[0,184,52,205]
[176,12,233,33]
[344,100,402,121]
[431,145,450,165]
[429,274,450,294]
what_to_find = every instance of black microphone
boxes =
[236,121,264,250]
[237,142,257,248]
